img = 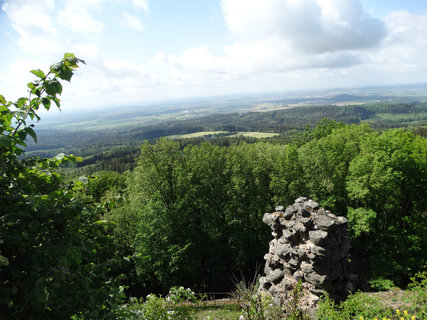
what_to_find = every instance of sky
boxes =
[1,0,427,111]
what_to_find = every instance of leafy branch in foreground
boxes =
[0,54,122,319]
[0,53,85,154]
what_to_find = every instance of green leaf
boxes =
[41,97,51,110]
[52,97,61,108]
[25,127,37,143]
[132,253,150,268]
[0,135,13,148]
[34,278,49,303]
[45,79,63,95]
[50,62,62,71]
[17,97,28,108]
[94,220,108,225]
[0,255,9,267]
[33,88,42,97]
[58,65,73,81]
[64,53,76,59]
[0,94,6,104]
[30,69,46,79]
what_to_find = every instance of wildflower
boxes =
[411,316,415,320]
[404,310,408,315]
[396,309,400,314]
[359,317,364,320]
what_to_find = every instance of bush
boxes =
[122,286,200,320]
[406,266,427,318]
[317,292,393,320]
[369,278,395,291]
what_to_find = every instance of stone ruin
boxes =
[259,197,357,311]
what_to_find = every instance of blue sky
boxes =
[1,0,427,111]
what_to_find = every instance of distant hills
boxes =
[37,83,427,131]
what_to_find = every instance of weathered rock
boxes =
[275,205,284,212]
[314,214,336,230]
[268,268,284,284]
[309,230,328,245]
[305,272,326,287]
[276,243,296,259]
[259,276,272,290]
[301,261,313,273]
[268,284,279,296]
[259,197,356,312]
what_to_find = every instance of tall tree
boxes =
[346,129,427,284]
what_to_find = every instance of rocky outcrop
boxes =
[259,197,357,311]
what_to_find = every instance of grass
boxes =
[229,132,280,138]
[118,287,426,320]
[363,112,427,124]
[194,302,241,319]
[167,131,228,139]
[167,131,280,139]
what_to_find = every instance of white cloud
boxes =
[58,3,104,35]
[221,0,386,53]
[149,51,166,65]
[163,0,427,89]
[169,47,224,73]
[1,0,60,53]
[73,43,101,60]
[2,0,426,108]
[361,10,427,73]
[131,0,149,11]
[120,11,144,31]
[59,57,159,108]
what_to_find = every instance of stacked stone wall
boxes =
[259,197,357,310]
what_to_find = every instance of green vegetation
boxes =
[316,269,427,319]
[1,56,426,319]
[117,269,426,319]
[0,54,124,319]
[111,123,424,297]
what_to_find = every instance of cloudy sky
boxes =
[1,0,427,111]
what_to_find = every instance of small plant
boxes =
[369,278,395,291]
[406,266,427,318]
[239,289,284,320]
[233,274,309,320]
[282,280,310,320]
[122,286,199,320]
[316,292,391,320]
[316,291,427,320]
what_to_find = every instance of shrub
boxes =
[123,286,199,320]
[369,278,396,291]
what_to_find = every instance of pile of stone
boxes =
[259,197,357,310]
